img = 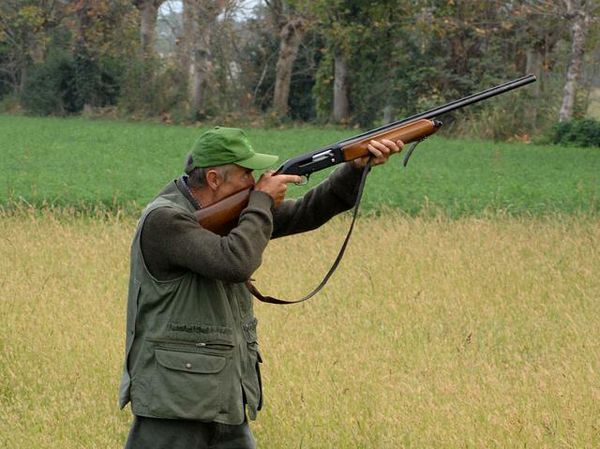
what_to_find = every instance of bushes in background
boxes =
[20,48,121,116]
[553,119,600,147]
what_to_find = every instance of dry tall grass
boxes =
[1,211,599,448]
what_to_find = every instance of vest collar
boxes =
[176,175,202,210]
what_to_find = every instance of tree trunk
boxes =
[187,0,203,114]
[272,17,306,118]
[559,1,589,122]
[525,47,543,127]
[383,104,394,124]
[332,53,349,123]
[180,0,193,85]
[18,65,27,94]
[183,0,224,117]
[134,0,164,59]
[74,1,94,111]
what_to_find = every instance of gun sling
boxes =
[246,159,372,305]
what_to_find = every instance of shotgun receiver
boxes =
[195,74,536,235]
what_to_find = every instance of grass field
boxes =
[1,210,599,448]
[1,114,599,217]
[1,115,599,448]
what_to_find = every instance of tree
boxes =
[559,0,593,122]
[182,0,227,117]
[309,0,359,124]
[331,51,349,122]
[311,0,414,125]
[510,2,561,128]
[0,0,67,94]
[133,0,166,59]
[267,0,307,118]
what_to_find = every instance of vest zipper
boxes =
[146,337,234,351]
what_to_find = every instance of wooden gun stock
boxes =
[194,188,251,236]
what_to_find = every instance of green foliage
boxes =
[306,0,576,132]
[288,30,323,121]
[20,47,122,116]
[74,45,100,109]
[238,10,319,122]
[73,45,121,110]
[237,10,278,113]
[1,0,597,137]
[118,58,186,117]
[450,89,548,141]
[0,94,20,113]
[20,49,78,115]
[312,50,334,122]
[552,119,600,147]
[0,51,11,99]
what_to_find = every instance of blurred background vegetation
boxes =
[1,0,599,145]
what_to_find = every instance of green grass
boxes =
[1,114,599,216]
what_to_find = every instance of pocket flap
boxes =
[155,349,226,374]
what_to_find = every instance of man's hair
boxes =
[187,164,233,189]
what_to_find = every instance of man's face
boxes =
[213,164,255,201]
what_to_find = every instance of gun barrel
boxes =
[339,74,537,146]
[275,75,536,176]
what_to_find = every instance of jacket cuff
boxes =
[248,190,274,211]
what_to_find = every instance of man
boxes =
[119,126,402,448]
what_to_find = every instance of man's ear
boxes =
[205,169,221,191]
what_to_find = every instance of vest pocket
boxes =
[149,348,228,420]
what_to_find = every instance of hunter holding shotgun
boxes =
[119,126,403,449]
[118,75,536,448]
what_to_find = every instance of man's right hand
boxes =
[255,171,302,208]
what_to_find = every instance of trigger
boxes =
[296,175,309,186]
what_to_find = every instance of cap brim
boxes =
[236,152,279,170]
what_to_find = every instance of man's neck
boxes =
[180,176,219,209]
[191,186,207,208]
[179,176,203,209]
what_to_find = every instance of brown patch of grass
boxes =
[1,211,599,448]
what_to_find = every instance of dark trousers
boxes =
[124,416,256,449]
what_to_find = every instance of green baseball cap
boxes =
[185,126,278,172]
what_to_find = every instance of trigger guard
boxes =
[296,175,309,186]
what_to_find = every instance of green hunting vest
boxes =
[118,181,262,425]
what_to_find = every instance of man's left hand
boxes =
[352,139,404,169]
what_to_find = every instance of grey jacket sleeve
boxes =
[272,162,364,238]
[141,191,274,282]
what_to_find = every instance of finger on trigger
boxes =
[281,174,302,184]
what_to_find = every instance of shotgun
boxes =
[195,74,536,235]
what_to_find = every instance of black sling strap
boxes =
[246,160,372,305]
